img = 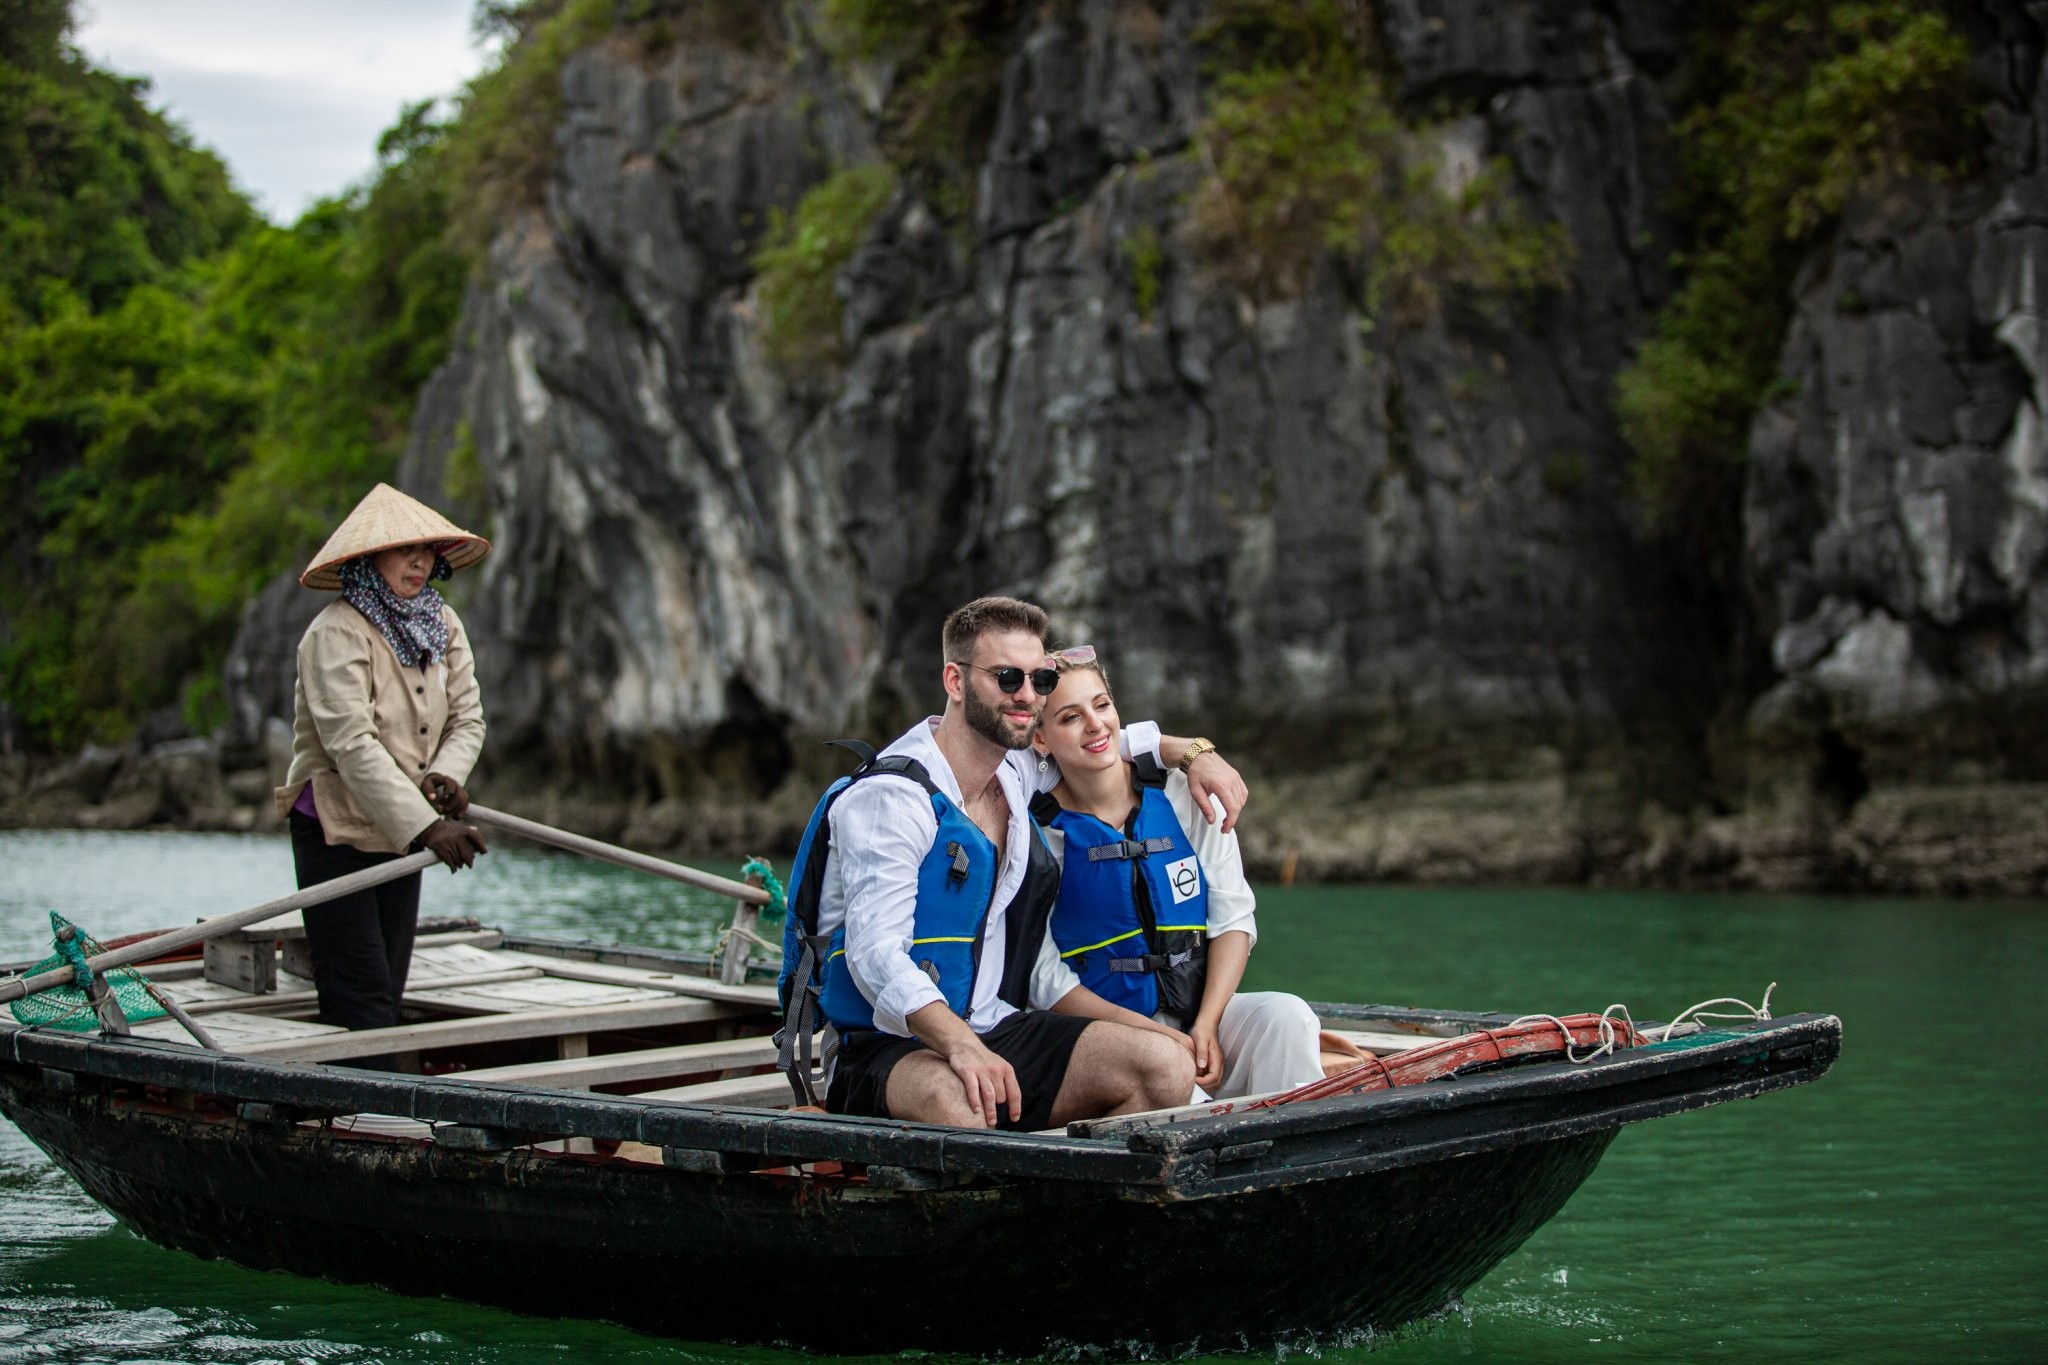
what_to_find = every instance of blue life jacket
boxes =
[776,740,1059,1104]
[1033,756,1210,1028]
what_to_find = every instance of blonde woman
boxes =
[1029,647,1337,1099]
[274,484,490,1052]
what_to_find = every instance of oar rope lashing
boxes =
[710,857,789,964]
[9,912,169,1032]
[739,857,787,922]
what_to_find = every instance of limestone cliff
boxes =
[199,0,2048,893]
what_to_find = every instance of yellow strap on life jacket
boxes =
[1060,927,1145,959]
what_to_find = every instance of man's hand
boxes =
[416,818,487,871]
[943,1035,1023,1127]
[421,772,469,818]
[1185,749,1248,832]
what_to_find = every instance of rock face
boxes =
[1744,6,2048,787]
[195,0,2048,892]
[402,3,1698,780]
[399,31,876,797]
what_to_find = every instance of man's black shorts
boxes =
[826,1012,1093,1132]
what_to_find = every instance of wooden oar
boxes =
[0,850,440,1006]
[464,804,770,905]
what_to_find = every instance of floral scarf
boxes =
[339,553,453,668]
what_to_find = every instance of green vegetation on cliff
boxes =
[752,163,899,378]
[1189,0,1571,318]
[820,0,1017,218]
[1619,1,1974,527]
[446,0,615,253]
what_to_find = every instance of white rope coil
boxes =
[1508,983,1778,1064]
[1642,981,1776,1043]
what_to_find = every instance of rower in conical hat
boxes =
[275,483,491,1064]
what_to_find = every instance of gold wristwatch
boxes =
[1178,737,1217,771]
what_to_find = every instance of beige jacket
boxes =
[274,599,486,853]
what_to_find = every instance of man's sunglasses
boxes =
[967,663,1060,695]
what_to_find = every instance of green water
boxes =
[2,829,2043,1362]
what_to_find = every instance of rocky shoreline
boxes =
[8,734,2044,899]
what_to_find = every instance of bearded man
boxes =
[811,596,1246,1129]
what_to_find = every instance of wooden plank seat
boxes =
[633,1073,792,1109]
[618,1030,1444,1119]
[452,1036,781,1089]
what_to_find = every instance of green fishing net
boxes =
[8,911,168,1031]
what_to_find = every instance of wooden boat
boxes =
[0,812,1841,1354]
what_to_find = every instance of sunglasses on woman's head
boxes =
[966,663,1061,695]
[1051,645,1096,668]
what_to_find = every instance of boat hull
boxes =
[0,1077,1614,1352]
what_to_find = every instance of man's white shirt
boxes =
[817,717,1162,1037]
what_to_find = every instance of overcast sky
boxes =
[73,0,497,223]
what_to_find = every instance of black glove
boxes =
[416,818,487,871]
[421,772,470,818]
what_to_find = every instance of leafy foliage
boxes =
[0,0,251,327]
[751,163,899,378]
[1188,0,1570,317]
[0,4,466,749]
[1618,1,1974,525]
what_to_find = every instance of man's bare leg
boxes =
[884,1050,1001,1126]
[1045,1021,1195,1128]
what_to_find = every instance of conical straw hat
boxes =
[299,483,490,590]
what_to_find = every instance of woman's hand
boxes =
[421,772,469,817]
[417,818,487,871]
[1189,1017,1226,1091]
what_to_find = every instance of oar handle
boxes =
[465,804,770,905]
[0,849,441,1006]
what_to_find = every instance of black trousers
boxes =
[289,812,421,1052]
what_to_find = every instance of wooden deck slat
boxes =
[406,943,520,980]
[129,1011,345,1047]
[491,948,778,1007]
[130,930,506,987]
[403,976,675,1017]
[235,996,757,1062]
[452,1036,781,1088]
